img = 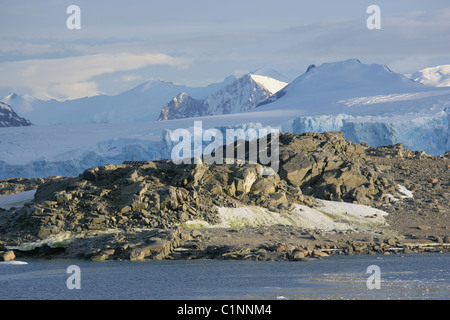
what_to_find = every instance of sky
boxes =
[1,0,449,101]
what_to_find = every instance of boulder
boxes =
[268,192,287,206]
[0,250,15,261]
[312,250,329,258]
[291,251,305,260]
[251,178,276,194]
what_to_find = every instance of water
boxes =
[0,253,448,300]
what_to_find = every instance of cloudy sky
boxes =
[1,0,449,100]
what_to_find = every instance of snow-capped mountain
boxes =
[2,76,237,125]
[411,65,450,87]
[158,74,287,120]
[257,58,430,112]
[254,59,450,156]
[0,101,32,127]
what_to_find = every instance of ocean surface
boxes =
[0,253,448,300]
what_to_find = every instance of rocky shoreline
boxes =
[1,132,449,262]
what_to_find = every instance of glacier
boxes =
[284,109,449,156]
[0,122,275,178]
[0,107,447,179]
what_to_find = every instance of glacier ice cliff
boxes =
[283,108,449,156]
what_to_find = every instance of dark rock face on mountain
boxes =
[0,102,32,127]
[158,74,283,121]
[0,131,436,260]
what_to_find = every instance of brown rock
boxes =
[312,250,329,258]
[293,247,309,256]
[386,238,396,246]
[1,250,15,261]
[291,251,305,260]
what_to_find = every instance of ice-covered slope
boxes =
[411,65,450,87]
[2,76,236,125]
[0,101,32,127]
[158,74,287,120]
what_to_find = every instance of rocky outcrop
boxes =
[63,228,182,261]
[0,177,63,197]
[223,131,403,205]
[0,131,418,260]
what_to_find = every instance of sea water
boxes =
[0,253,448,300]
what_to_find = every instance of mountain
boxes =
[257,58,431,113]
[253,59,450,156]
[0,101,32,127]
[0,59,449,179]
[411,65,450,87]
[2,76,237,125]
[158,74,287,121]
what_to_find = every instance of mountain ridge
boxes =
[158,73,287,121]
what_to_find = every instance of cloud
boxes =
[0,53,189,100]
[122,74,146,82]
[0,39,55,55]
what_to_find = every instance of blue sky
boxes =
[1,0,449,100]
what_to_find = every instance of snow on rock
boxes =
[0,101,32,127]
[183,200,389,232]
[397,185,414,199]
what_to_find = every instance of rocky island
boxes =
[0,132,449,262]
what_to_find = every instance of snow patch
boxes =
[397,184,414,199]
[250,74,288,95]
[184,199,389,232]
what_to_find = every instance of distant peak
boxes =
[345,58,361,64]
[139,79,175,91]
[383,65,393,73]
[6,93,18,99]
[223,75,237,82]
[306,64,316,73]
